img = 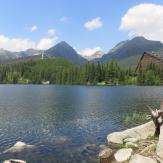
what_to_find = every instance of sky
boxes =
[0,0,163,56]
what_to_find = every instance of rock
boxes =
[107,121,155,144]
[126,142,138,148]
[114,148,133,162]
[51,136,69,144]
[157,125,163,160]
[3,159,26,163]
[4,141,34,153]
[99,148,114,163]
[129,154,157,163]
[124,137,138,143]
[99,144,109,150]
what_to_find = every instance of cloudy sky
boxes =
[0,0,163,56]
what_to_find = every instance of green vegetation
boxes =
[0,58,135,84]
[123,112,148,128]
[0,58,162,85]
[137,63,163,85]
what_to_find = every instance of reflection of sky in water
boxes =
[0,85,162,162]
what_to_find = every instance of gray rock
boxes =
[114,148,133,162]
[129,154,157,163]
[157,125,163,160]
[4,141,34,153]
[3,159,26,163]
[107,121,155,144]
[99,148,113,158]
[99,148,116,163]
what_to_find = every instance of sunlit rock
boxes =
[114,148,133,162]
[129,154,157,163]
[157,126,163,160]
[4,141,34,153]
[99,147,115,163]
[107,121,155,144]
[3,159,26,163]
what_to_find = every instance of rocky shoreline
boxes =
[99,121,163,163]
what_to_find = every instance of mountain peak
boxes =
[95,36,163,68]
[131,36,146,41]
[45,41,86,64]
[56,41,71,47]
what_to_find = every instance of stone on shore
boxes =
[124,137,138,143]
[3,159,26,163]
[4,141,34,153]
[157,125,163,160]
[114,148,133,162]
[99,148,114,163]
[129,154,157,163]
[107,121,155,144]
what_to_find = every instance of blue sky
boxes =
[0,0,163,56]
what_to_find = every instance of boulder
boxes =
[3,159,26,163]
[114,148,132,162]
[157,125,163,160]
[99,148,114,163]
[129,154,157,163]
[107,121,155,144]
[124,137,138,143]
[4,141,34,153]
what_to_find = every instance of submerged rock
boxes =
[4,141,34,153]
[3,159,26,163]
[129,154,157,163]
[107,121,155,144]
[51,136,70,144]
[114,148,133,162]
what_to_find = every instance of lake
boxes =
[0,85,162,163]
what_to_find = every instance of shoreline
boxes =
[99,121,163,163]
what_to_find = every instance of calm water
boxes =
[0,85,162,163]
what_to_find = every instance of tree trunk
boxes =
[147,100,163,137]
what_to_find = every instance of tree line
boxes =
[0,58,162,85]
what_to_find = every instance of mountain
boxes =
[45,41,86,64]
[83,50,104,61]
[0,49,18,61]
[0,48,41,62]
[17,49,41,58]
[94,37,163,68]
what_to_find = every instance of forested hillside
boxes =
[0,58,133,85]
[0,57,162,85]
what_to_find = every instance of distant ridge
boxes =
[1,37,163,67]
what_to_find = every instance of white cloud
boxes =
[79,47,102,57]
[0,35,35,51]
[120,3,163,42]
[47,29,57,37]
[84,17,103,31]
[36,37,57,50]
[0,29,58,51]
[30,25,38,32]
[59,16,68,23]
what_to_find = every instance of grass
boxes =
[123,112,148,128]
